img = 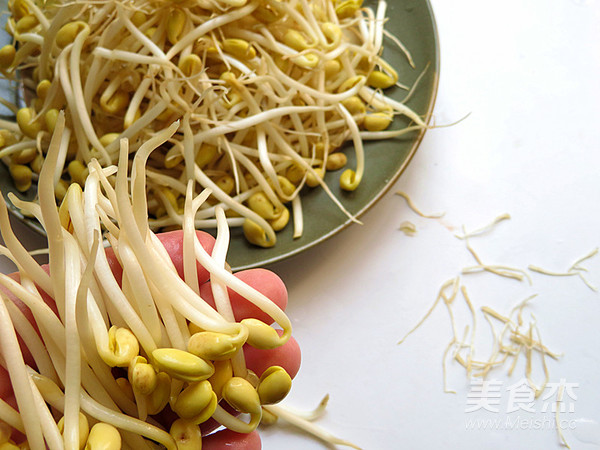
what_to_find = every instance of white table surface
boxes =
[2,0,599,449]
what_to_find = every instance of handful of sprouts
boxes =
[0,112,299,449]
[0,0,426,247]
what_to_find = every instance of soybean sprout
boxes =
[0,0,429,247]
[0,112,359,449]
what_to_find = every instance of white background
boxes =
[1,0,599,449]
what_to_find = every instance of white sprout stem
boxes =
[0,187,52,299]
[131,122,180,236]
[211,404,261,434]
[0,397,24,433]
[192,105,332,143]
[63,233,84,450]
[267,129,361,225]
[2,273,127,416]
[27,376,64,450]
[115,237,163,346]
[0,274,66,353]
[124,76,153,129]
[56,49,92,164]
[54,126,72,190]
[69,24,112,166]
[181,114,196,183]
[103,100,168,155]
[264,404,362,449]
[4,299,58,383]
[80,391,177,450]
[230,147,288,205]
[292,194,303,239]
[0,293,45,450]
[182,182,210,295]
[92,47,173,66]
[74,234,138,416]
[147,281,187,350]
[38,111,67,322]
[374,0,387,53]
[115,142,237,333]
[0,140,37,159]
[193,165,277,243]
[192,237,292,341]
[360,86,427,127]
[212,207,248,377]
[338,103,365,184]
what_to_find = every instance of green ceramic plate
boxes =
[0,0,439,271]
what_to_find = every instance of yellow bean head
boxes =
[145,372,171,415]
[85,423,121,450]
[131,11,147,28]
[337,75,364,93]
[167,9,186,45]
[367,70,396,89]
[326,152,348,171]
[195,144,217,169]
[178,54,203,77]
[321,22,342,48]
[15,15,38,33]
[285,164,306,185]
[222,377,261,414]
[261,407,279,425]
[57,412,89,450]
[283,30,310,51]
[12,147,36,164]
[257,366,292,405]
[363,111,394,132]
[222,39,256,60]
[188,331,242,361]
[243,219,276,248]
[306,168,324,188]
[0,45,16,69]
[16,107,42,139]
[68,160,89,187]
[341,168,363,190]
[269,206,289,231]
[324,59,341,79]
[335,0,364,20]
[56,22,88,48]
[100,90,129,115]
[151,348,215,382]
[45,109,60,134]
[172,380,216,420]
[128,356,158,395]
[9,164,32,192]
[102,326,139,368]
[241,318,282,350]
[208,359,233,399]
[215,174,235,195]
[291,53,319,69]
[30,153,44,174]
[341,96,366,116]
[247,192,282,220]
[169,419,202,450]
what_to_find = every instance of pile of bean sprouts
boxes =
[0,0,426,247]
[0,111,321,449]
